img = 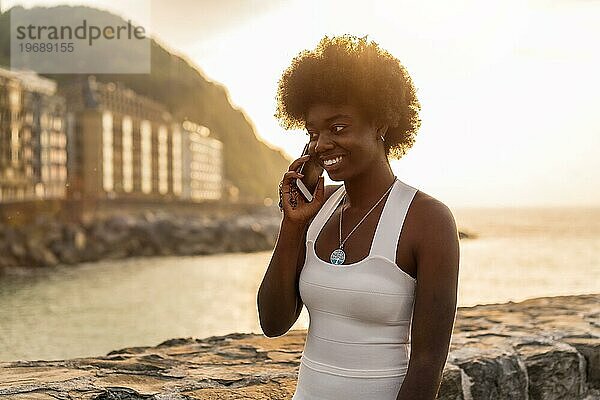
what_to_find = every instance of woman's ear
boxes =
[377,124,389,140]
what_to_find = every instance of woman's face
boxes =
[305,103,382,181]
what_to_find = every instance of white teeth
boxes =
[324,156,342,166]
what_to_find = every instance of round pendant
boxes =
[330,248,346,265]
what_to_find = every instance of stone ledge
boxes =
[0,294,598,399]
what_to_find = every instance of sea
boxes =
[0,207,598,362]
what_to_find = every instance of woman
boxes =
[257,35,460,400]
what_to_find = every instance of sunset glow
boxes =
[4,0,598,207]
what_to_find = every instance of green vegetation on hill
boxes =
[0,6,291,203]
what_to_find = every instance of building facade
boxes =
[178,120,223,202]
[60,76,223,203]
[0,67,67,203]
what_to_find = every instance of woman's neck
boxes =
[342,158,396,211]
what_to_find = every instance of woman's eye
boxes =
[307,125,344,139]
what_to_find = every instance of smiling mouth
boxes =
[322,155,344,170]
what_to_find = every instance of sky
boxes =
[3,0,599,208]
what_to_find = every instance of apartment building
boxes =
[0,67,67,203]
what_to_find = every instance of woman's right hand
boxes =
[279,154,325,227]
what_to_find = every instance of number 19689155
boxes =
[19,42,74,53]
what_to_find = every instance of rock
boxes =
[53,223,87,264]
[26,237,59,267]
[564,337,600,389]
[8,241,27,259]
[436,362,464,400]
[450,340,528,400]
[0,294,598,399]
[458,230,476,239]
[517,340,587,400]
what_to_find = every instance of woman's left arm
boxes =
[396,200,460,400]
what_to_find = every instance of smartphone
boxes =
[295,143,324,202]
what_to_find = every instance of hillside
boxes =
[0,6,291,202]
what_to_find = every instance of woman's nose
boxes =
[314,133,334,153]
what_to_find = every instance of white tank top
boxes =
[292,179,418,400]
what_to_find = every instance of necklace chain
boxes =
[338,177,397,249]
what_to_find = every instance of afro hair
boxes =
[275,34,421,160]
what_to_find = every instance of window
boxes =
[158,125,168,195]
[9,89,20,107]
[53,117,62,131]
[172,125,182,196]
[11,127,19,164]
[122,116,133,192]
[140,120,152,194]
[41,113,49,129]
[102,111,114,192]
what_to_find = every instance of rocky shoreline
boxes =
[0,294,598,399]
[0,211,282,269]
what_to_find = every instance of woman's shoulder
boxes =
[409,189,458,240]
[411,189,454,219]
